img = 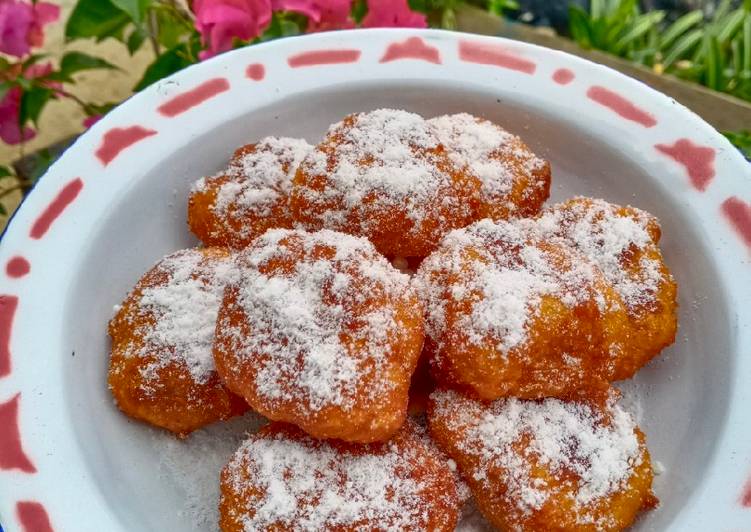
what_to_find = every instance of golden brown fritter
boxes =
[289,109,482,257]
[188,137,313,249]
[416,218,632,400]
[108,247,248,437]
[213,228,424,443]
[535,197,677,379]
[428,387,657,532]
[429,113,551,220]
[219,422,460,532]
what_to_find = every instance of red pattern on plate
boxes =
[0,394,36,472]
[246,63,265,81]
[380,37,440,64]
[0,295,18,377]
[17,501,54,532]
[157,78,230,117]
[287,49,361,68]
[458,40,536,74]
[95,127,157,166]
[552,68,575,85]
[586,86,657,127]
[29,178,83,239]
[6,257,30,278]
[741,475,751,507]
[721,197,751,250]
[655,139,716,191]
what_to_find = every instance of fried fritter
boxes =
[188,137,313,249]
[429,113,551,220]
[289,109,482,257]
[535,197,677,379]
[219,422,460,532]
[108,247,247,437]
[428,387,657,532]
[213,228,424,443]
[417,218,632,400]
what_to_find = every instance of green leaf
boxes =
[0,166,13,179]
[568,5,592,48]
[109,0,149,23]
[0,204,7,216]
[60,51,118,77]
[65,0,131,42]
[723,130,751,159]
[352,0,367,23]
[664,28,703,69]
[0,82,10,103]
[22,54,48,69]
[717,9,746,44]
[744,14,751,73]
[19,87,54,128]
[660,10,703,51]
[613,11,665,54]
[127,27,147,54]
[590,0,604,20]
[705,35,723,90]
[133,43,192,91]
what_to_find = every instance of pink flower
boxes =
[0,0,59,58]
[83,115,102,129]
[193,0,272,60]
[26,2,60,49]
[362,0,427,28]
[0,87,36,145]
[272,0,353,32]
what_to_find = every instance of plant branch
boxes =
[147,9,161,56]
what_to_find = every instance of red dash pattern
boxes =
[553,68,575,85]
[0,295,17,377]
[6,257,30,278]
[458,40,536,74]
[17,501,54,532]
[655,139,716,191]
[246,63,265,81]
[288,49,361,68]
[29,178,83,240]
[721,197,751,250]
[587,86,657,128]
[742,475,751,507]
[380,37,441,64]
[158,77,230,117]
[96,126,157,166]
[0,394,36,472]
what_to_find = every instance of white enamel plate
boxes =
[0,29,750,531]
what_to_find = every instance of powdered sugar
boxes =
[190,137,313,245]
[430,113,515,196]
[222,228,415,412]
[126,249,236,385]
[223,426,452,530]
[431,389,643,524]
[418,218,598,357]
[535,198,668,310]
[216,136,312,216]
[292,109,478,247]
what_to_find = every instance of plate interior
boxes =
[62,80,733,531]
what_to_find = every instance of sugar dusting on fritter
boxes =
[221,228,415,412]
[294,109,476,236]
[418,218,600,357]
[429,113,547,202]
[535,198,668,311]
[120,249,236,387]
[223,427,453,530]
[431,389,643,526]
